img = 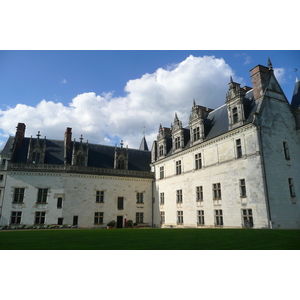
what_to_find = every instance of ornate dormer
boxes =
[157,124,171,158]
[189,100,206,146]
[171,113,184,153]
[72,135,89,166]
[27,131,46,164]
[114,140,128,170]
[226,77,246,130]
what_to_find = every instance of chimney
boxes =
[16,123,26,146]
[250,64,271,100]
[64,127,72,164]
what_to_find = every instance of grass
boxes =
[0,228,299,250]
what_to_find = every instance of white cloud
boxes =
[61,78,67,84]
[0,55,240,149]
[274,68,286,84]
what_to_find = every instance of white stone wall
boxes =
[0,172,153,228]
[259,93,300,228]
[152,124,270,228]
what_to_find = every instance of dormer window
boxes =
[193,127,200,142]
[159,145,164,157]
[175,137,180,149]
[76,154,85,166]
[117,158,125,169]
[232,107,238,124]
[32,151,41,164]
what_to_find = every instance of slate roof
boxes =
[1,137,151,172]
[163,89,258,157]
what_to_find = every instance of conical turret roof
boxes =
[291,76,300,110]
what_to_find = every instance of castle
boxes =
[1,60,300,229]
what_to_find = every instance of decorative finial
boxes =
[79,135,83,143]
[230,76,233,83]
[120,140,123,148]
[193,99,196,107]
[36,131,41,139]
[268,57,273,70]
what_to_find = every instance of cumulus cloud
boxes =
[0,55,240,149]
[61,78,67,84]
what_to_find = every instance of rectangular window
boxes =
[213,183,221,199]
[1,159,6,166]
[57,197,63,208]
[160,166,164,179]
[193,127,200,141]
[236,139,242,158]
[241,209,253,228]
[159,145,164,157]
[177,211,183,224]
[94,212,104,224]
[196,186,203,201]
[175,137,180,149]
[240,179,246,197]
[160,211,165,224]
[176,189,183,203]
[10,211,22,224]
[160,192,165,205]
[35,212,46,224]
[288,178,296,197]
[283,142,290,160]
[136,192,144,203]
[215,209,223,226]
[136,212,144,224]
[32,152,41,164]
[176,160,181,175]
[197,210,205,225]
[195,153,202,170]
[96,190,104,203]
[117,197,124,210]
[13,188,25,203]
[0,174,3,181]
[58,218,63,225]
[232,107,238,123]
[37,188,48,203]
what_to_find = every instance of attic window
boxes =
[232,107,238,124]
[32,152,41,164]
[76,155,85,166]
[117,159,125,169]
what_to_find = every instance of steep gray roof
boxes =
[1,137,151,172]
[139,136,149,151]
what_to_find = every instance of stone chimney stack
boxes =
[64,127,72,164]
[16,123,26,146]
[250,64,272,100]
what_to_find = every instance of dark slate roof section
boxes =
[0,136,14,155]
[139,136,149,151]
[2,137,151,172]
[291,77,300,110]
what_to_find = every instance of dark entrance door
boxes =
[117,216,123,228]
[73,216,78,226]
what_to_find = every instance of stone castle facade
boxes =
[1,60,300,229]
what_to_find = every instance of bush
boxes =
[107,220,116,227]
[126,220,133,228]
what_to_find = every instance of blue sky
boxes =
[0,50,299,149]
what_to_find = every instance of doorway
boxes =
[117,216,123,228]
[73,216,78,226]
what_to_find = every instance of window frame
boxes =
[37,188,48,203]
[177,211,183,224]
[96,190,105,203]
[197,210,205,225]
[94,212,104,224]
[196,186,203,201]
[136,192,144,204]
[35,211,46,225]
[176,189,183,203]
[13,188,25,203]
[283,141,290,160]
[241,209,253,228]
[136,212,144,224]
[240,179,247,197]
[176,160,182,175]
[160,192,165,205]
[288,178,296,197]
[214,209,223,226]
[236,139,242,159]
[160,166,164,179]
[195,153,202,170]
[212,183,221,200]
[10,211,22,224]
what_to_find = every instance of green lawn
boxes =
[0,228,299,250]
